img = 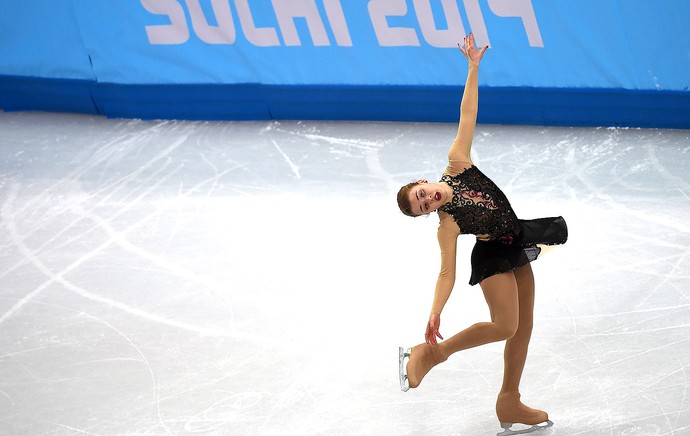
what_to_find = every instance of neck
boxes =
[441,182,454,205]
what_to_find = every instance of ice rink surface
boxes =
[0,111,689,436]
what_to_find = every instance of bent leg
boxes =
[438,271,519,357]
[406,271,519,388]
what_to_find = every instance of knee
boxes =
[494,320,519,341]
[506,320,534,347]
[518,319,534,336]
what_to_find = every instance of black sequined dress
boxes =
[438,166,568,285]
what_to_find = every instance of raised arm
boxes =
[447,34,489,164]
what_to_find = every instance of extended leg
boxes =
[495,263,550,430]
[501,263,535,394]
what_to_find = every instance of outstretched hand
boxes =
[458,33,489,66]
[425,312,444,345]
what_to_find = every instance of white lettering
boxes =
[142,0,190,45]
[235,0,279,46]
[368,0,420,47]
[141,1,543,49]
[272,0,330,46]
[413,0,465,48]
[462,0,489,48]
[487,0,543,47]
[323,0,352,46]
[185,0,235,44]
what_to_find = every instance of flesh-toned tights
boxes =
[407,263,547,423]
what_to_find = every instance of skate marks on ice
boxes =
[525,127,690,436]
[0,112,689,434]
[0,113,429,434]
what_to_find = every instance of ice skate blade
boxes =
[398,347,411,392]
[497,420,553,436]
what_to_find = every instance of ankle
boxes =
[497,390,520,400]
[415,343,447,363]
[433,345,449,363]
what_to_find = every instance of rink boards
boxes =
[0,0,689,128]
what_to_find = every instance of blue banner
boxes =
[0,0,94,80]
[1,1,689,127]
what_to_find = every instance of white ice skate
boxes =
[497,419,553,436]
[398,347,411,392]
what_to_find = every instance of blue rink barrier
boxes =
[1,1,689,128]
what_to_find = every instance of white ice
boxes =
[0,111,689,435]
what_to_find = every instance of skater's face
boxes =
[407,181,448,216]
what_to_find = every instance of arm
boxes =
[425,220,460,345]
[447,33,489,165]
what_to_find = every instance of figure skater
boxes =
[396,34,567,436]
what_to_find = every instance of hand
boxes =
[458,33,488,66]
[425,313,444,345]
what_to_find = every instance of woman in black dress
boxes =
[396,34,566,435]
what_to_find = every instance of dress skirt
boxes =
[469,216,568,286]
